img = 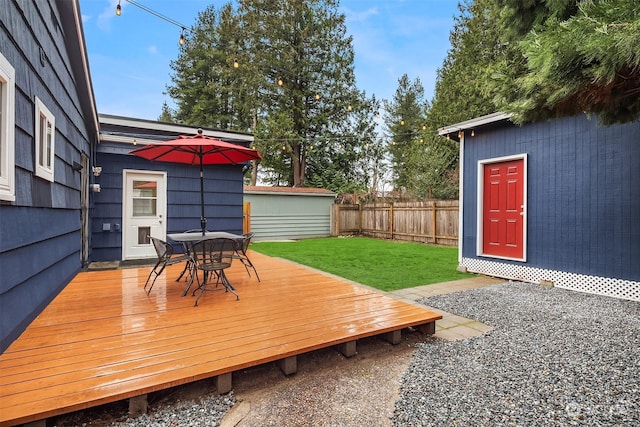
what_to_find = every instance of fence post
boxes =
[358,203,362,234]
[431,201,437,244]
[389,202,394,240]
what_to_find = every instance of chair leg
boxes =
[237,252,261,282]
[246,258,260,282]
[144,260,166,294]
[175,261,190,282]
[219,270,240,300]
[193,269,239,306]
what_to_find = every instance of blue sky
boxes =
[80,0,460,120]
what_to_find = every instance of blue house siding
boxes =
[0,1,97,352]
[91,142,247,262]
[455,114,639,299]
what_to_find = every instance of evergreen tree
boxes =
[167,0,367,190]
[492,0,640,124]
[237,0,362,188]
[383,74,428,194]
[417,0,507,199]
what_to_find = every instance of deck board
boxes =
[0,252,441,426]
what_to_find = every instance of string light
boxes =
[471,129,475,137]
[277,78,284,86]
[115,0,189,46]
[233,59,239,69]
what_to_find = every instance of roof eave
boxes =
[437,112,512,137]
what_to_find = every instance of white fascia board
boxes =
[244,190,337,198]
[98,114,254,142]
[437,112,512,136]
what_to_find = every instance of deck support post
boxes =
[216,372,233,394]
[415,321,436,335]
[382,329,402,345]
[337,340,357,357]
[278,356,298,375]
[129,394,148,417]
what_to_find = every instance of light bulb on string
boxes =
[179,29,185,45]
[400,120,405,126]
[115,1,122,16]
[233,59,239,69]
[471,129,475,137]
[315,93,320,101]
[347,104,352,111]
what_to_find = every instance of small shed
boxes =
[439,113,639,301]
[244,186,337,241]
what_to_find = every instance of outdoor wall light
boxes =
[91,184,101,193]
[92,166,102,177]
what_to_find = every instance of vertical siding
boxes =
[463,115,640,282]
[0,1,93,352]
[91,150,245,262]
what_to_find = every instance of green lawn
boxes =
[250,237,471,291]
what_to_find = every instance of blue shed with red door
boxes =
[439,113,639,301]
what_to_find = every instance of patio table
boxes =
[167,231,245,296]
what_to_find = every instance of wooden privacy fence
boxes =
[331,200,459,246]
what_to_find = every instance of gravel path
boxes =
[394,282,640,426]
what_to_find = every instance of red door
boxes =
[482,158,524,259]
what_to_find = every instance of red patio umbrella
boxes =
[129,131,262,234]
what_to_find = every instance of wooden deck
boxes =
[0,252,441,426]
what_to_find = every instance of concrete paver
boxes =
[387,275,503,341]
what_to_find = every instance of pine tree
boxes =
[493,0,640,124]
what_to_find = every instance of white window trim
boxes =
[34,96,55,182]
[0,53,16,201]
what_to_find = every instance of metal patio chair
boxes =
[233,232,261,282]
[191,238,239,306]
[173,228,208,283]
[145,237,193,295]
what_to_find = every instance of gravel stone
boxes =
[393,281,640,426]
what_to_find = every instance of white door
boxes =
[122,170,167,260]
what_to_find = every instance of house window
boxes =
[34,97,55,182]
[0,53,16,201]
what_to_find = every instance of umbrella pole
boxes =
[200,161,206,235]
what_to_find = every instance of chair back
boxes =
[150,237,172,261]
[241,232,255,254]
[191,238,237,269]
